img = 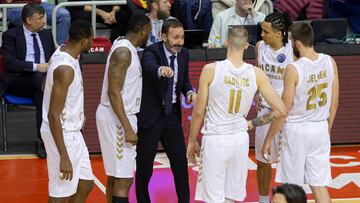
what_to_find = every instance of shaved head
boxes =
[227,27,248,49]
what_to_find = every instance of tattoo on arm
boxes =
[108,47,131,90]
[251,111,275,127]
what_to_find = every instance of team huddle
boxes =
[41,11,339,203]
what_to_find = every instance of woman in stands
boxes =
[254,11,293,203]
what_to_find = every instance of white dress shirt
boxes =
[23,25,46,71]
[163,44,178,103]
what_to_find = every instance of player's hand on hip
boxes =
[59,155,73,181]
[160,66,174,78]
[124,129,138,145]
[187,141,200,165]
[261,140,272,162]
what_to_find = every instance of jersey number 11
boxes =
[228,89,242,114]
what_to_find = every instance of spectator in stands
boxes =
[208,0,266,48]
[180,0,213,42]
[3,0,71,45]
[274,0,324,21]
[329,0,360,34]
[211,0,235,17]
[1,3,56,158]
[145,0,172,46]
[67,0,130,42]
[212,0,274,22]
[126,0,188,39]
[272,183,307,203]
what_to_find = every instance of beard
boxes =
[158,9,170,20]
[293,45,300,58]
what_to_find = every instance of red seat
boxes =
[89,37,112,53]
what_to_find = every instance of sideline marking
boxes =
[94,175,106,194]
[0,154,37,160]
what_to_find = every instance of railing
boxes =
[52,0,126,46]
[0,3,26,31]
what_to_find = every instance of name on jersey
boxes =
[259,64,284,80]
[223,76,249,87]
[307,70,327,83]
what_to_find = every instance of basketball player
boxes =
[262,22,339,203]
[40,20,94,202]
[187,27,286,203]
[96,14,151,203]
[254,12,293,203]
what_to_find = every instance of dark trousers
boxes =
[6,72,45,140]
[136,108,190,203]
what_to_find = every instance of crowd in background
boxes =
[1,0,360,46]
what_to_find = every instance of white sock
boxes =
[259,195,270,203]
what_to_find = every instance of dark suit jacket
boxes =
[138,41,193,128]
[0,26,55,95]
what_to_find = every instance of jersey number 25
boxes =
[306,82,328,111]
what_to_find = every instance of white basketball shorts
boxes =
[41,130,93,198]
[275,120,332,186]
[96,105,137,178]
[195,132,249,202]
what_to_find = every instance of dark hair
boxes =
[127,14,151,34]
[289,22,314,47]
[21,3,45,23]
[68,20,93,42]
[265,11,292,45]
[146,0,158,11]
[272,183,307,203]
[161,18,183,35]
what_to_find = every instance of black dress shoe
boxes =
[35,140,47,159]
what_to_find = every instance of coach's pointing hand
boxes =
[160,66,174,78]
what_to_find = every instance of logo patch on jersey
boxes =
[277,54,286,63]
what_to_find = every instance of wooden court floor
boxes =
[1,145,360,202]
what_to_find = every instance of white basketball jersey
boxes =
[201,60,257,135]
[99,39,142,115]
[287,54,334,122]
[42,46,84,132]
[258,40,294,108]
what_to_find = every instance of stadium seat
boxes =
[1,94,35,151]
